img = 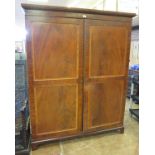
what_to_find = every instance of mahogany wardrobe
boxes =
[22,3,135,149]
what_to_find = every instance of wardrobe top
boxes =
[21,3,136,18]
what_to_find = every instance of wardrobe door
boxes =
[83,19,131,132]
[26,17,84,140]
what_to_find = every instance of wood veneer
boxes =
[22,3,135,149]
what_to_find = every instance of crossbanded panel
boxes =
[86,79,125,129]
[34,84,79,135]
[89,25,128,77]
[31,22,80,80]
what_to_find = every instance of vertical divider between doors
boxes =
[81,18,86,132]
[82,18,89,132]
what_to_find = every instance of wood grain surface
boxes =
[23,4,134,148]
[26,17,84,140]
[83,19,131,132]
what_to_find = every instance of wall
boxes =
[129,16,139,66]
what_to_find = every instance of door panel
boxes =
[84,79,125,130]
[34,84,78,135]
[89,25,128,76]
[84,19,130,131]
[26,17,84,139]
[32,22,79,80]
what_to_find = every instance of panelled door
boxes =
[83,19,131,132]
[26,17,84,140]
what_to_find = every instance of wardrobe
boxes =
[22,3,135,149]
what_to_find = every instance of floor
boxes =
[31,99,139,155]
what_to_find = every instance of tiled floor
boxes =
[31,99,139,155]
